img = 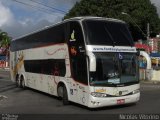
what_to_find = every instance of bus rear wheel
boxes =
[20,76,25,89]
[16,75,22,87]
[15,75,19,87]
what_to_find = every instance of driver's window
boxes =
[67,21,88,85]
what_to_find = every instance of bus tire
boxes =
[21,76,25,89]
[57,85,63,100]
[15,75,19,87]
[63,85,69,105]
[16,75,21,88]
[18,78,22,88]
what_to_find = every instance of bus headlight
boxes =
[91,92,107,97]
[132,89,140,94]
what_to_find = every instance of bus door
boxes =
[67,21,88,105]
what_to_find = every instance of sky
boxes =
[0,0,80,39]
[0,0,160,39]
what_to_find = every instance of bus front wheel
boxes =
[62,85,69,105]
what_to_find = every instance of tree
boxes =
[0,32,10,46]
[0,30,11,66]
[64,0,160,41]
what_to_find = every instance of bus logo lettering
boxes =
[95,89,106,93]
[70,30,76,42]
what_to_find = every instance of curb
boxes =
[0,95,8,101]
[140,80,160,85]
[0,67,10,70]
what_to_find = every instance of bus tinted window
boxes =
[45,24,65,44]
[11,24,65,51]
[71,57,88,84]
[82,20,134,46]
[24,59,66,76]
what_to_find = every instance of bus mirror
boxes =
[88,53,96,71]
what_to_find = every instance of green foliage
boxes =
[0,30,11,48]
[0,30,11,56]
[64,0,160,41]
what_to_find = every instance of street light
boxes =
[121,12,147,38]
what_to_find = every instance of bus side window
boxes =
[68,21,88,85]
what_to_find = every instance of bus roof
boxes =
[12,16,125,41]
[64,16,125,23]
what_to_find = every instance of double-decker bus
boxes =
[10,17,140,108]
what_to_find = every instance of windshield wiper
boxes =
[120,29,133,47]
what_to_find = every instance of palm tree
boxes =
[0,32,11,47]
[0,30,11,68]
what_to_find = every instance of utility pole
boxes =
[121,12,147,38]
[147,23,150,54]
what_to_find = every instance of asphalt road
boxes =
[0,69,160,119]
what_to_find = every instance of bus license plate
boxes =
[117,99,125,104]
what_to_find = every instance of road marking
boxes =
[0,95,8,101]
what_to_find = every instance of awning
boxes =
[0,56,6,60]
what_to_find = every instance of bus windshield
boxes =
[82,19,134,46]
[90,53,139,86]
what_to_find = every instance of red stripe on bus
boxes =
[34,43,66,49]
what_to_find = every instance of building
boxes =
[0,47,9,68]
[157,38,160,53]
[148,38,160,53]
[0,55,7,68]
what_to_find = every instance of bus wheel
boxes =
[15,75,19,87]
[16,75,21,88]
[18,78,22,88]
[57,85,63,100]
[62,85,69,105]
[21,76,25,89]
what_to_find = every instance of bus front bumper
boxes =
[88,93,140,108]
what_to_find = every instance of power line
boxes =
[12,0,55,15]
[122,12,147,37]
[29,0,67,14]
[12,0,65,16]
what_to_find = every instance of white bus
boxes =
[10,17,140,108]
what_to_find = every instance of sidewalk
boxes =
[0,67,10,71]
